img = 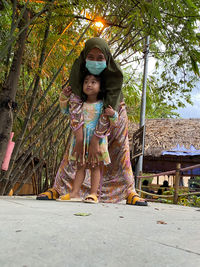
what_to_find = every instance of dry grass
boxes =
[129,118,200,157]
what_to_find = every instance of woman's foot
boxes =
[126,192,148,206]
[36,188,59,200]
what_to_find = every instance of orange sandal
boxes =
[126,192,148,206]
[57,193,82,202]
[84,194,98,204]
[36,188,59,200]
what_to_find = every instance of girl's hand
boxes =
[72,127,84,166]
[104,105,115,117]
[88,135,101,167]
[73,140,84,166]
[63,86,72,97]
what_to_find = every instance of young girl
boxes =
[58,74,118,203]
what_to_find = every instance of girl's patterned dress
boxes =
[60,92,118,166]
[53,93,135,203]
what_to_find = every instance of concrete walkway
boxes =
[0,196,200,267]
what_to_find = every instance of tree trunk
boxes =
[0,9,30,184]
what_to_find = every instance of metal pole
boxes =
[135,35,150,189]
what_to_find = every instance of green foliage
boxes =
[123,70,180,121]
[179,195,200,207]
[158,187,200,207]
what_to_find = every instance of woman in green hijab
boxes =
[37,37,147,206]
[69,37,123,110]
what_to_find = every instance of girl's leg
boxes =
[90,165,101,196]
[70,165,85,198]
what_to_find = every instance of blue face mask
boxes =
[86,60,107,75]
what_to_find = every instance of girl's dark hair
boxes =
[81,70,106,102]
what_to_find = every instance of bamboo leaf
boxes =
[190,55,200,76]
[183,0,198,9]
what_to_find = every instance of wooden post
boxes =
[157,176,159,185]
[173,163,181,204]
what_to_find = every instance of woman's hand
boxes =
[63,86,72,97]
[104,105,115,117]
[88,135,101,167]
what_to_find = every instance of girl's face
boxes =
[83,75,100,100]
[86,47,106,62]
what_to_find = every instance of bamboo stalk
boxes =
[3,115,67,195]
[14,121,70,194]
[114,35,146,58]
[1,16,52,188]
[31,158,37,195]
[4,0,17,80]
[0,1,51,60]
[44,161,49,192]
[112,22,137,56]
[13,79,35,121]
[6,108,61,185]
[20,101,59,147]
[0,8,30,170]
[6,112,65,190]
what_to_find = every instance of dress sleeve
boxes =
[109,111,118,127]
[59,92,70,115]
[69,93,84,131]
[94,113,110,138]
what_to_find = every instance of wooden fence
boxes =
[136,163,200,204]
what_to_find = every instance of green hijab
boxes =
[69,37,123,110]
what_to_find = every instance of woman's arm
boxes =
[59,86,72,114]
[69,93,84,131]
[69,93,84,165]
[104,105,118,127]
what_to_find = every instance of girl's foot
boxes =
[57,193,82,202]
[84,194,98,204]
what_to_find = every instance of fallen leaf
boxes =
[74,213,91,216]
[157,220,167,225]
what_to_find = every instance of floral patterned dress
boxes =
[60,92,118,166]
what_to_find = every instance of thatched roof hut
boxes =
[129,118,200,174]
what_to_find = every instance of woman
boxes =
[37,37,147,206]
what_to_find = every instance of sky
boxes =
[177,84,200,119]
